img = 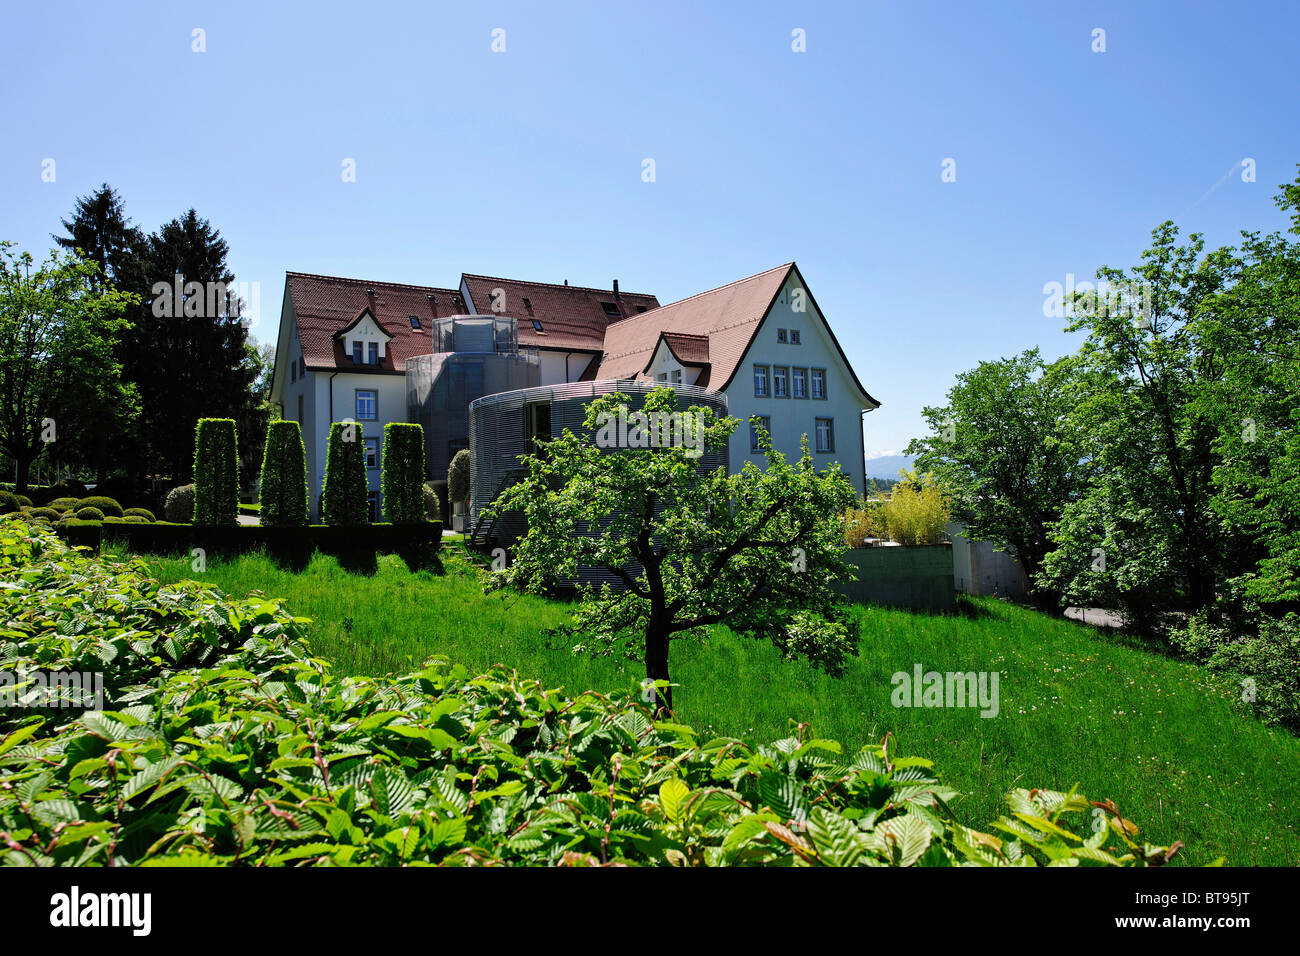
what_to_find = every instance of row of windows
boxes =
[749,416,836,453]
[654,369,683,384]
[775,328,801,344]
[754,365,826,399]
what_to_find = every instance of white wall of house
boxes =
[722,274,870,497]
[537,349,600,386]
[303,371,408,519]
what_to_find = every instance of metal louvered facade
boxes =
[468,380,730,588]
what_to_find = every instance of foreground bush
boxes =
[164,484,194,522]
[193,418,240,525]
[259,420,309,527]
[0,518,1182,867]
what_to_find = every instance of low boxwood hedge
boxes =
[78,495,124,518]
[74,519,443,563]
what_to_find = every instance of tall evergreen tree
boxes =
[135,209,262,483]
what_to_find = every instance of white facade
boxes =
[720,273,871,497]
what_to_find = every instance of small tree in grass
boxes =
[259,419,308,526]
[193,418,239,525]
[486,387,861,712]
[382,423,427,523]
[321,420,368,525]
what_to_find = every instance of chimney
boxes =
[613,279,621,299]
[564,279,568,286]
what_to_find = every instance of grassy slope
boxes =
[135,544,1300,866]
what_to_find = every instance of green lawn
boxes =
[132,543,1300,866]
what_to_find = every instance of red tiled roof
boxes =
[287,272,465,373]
[460,274,660,353]
[599,263,792,386]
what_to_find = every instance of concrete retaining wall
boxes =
[833,544,956,612]
[947,521,1029,598]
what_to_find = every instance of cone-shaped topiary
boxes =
[381,423,427,524]
[193,418,240,525]
[259,420,309,527]
[321,421,368,525]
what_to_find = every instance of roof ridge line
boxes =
[609,262,793,322]
[287,271,462,294]
[460,272,657,298]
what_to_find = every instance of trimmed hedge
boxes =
[48,497,80,512]
[77,495,123,518]
[27,507,58,522]
[381,423,427,524]
[123,507,156,522]
[259,420,309,527]
[75,506,105,521]
[87,519,442,563]
[448,448,471,509]
[321,421,368,526]
[0,480,87,506]
[164,484,195,522]
[194,418,240,526]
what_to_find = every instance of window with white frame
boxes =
[811,368,826,400]
[790,329,801,344]
[792,367,807,399]
[773,366,788,398]
[815,417,835,453]
[753,365,769,397]
[355,389,378,421]
[364,437,379,469]
[750,415,771,451]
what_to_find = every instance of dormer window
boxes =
[368,342,378,365]
[601,302,621,318]
[352,342,362,364]
[409,314,421,329]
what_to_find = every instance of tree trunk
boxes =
[645,625,672,715]
[14,450,34,496]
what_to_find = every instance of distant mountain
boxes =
[864,454,916,481]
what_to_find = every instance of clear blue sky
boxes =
[2,1,1296,456]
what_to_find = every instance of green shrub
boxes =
[77,495,124,518]
[193,417,240,526]
[0,491,18,515]
[423,481,441,522]
[26,507,58,522]
[123,507,156,522]
[1176,610,1300,731]
[164,484,195,522]
[880,470,951,546]
[16,495,32,508]
[75,506,105,521]
[381,423,427,524]
[0,516,1179,868]
[321,421,368,526]
[448,448,471,509]
[259,420,309,527]
[47,497,80,512]
[123,515,148,524]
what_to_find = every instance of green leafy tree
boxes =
[259,420,308,527]
[321,421,369,526]
[906,349,1087,605]
[193,418,239,525]
[1038,225,1239,631]
[0,243,138,494]
[382,423,427,524]
[486,387,861,711]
